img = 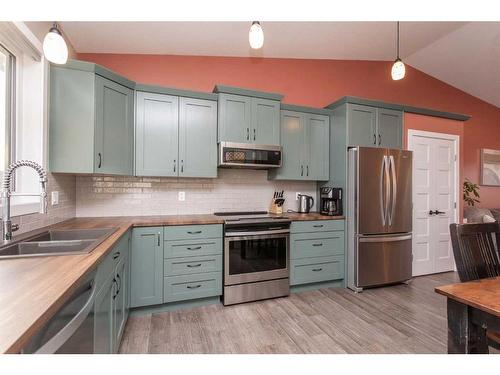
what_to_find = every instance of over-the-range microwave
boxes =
[218,142,282,169]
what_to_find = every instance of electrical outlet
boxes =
[295,192,301,200]
[51,191,59,205]
[178,191,185,201]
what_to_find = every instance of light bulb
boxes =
[43,25,68,65]
[391,58,405,81]
[249,21,264,49]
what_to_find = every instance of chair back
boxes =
[449,222,500,282]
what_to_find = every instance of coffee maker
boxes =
[320,187,343,216]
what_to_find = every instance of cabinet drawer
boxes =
[291,220,344,234]
[164,255,222,276]
[290,255,344,286]
[291,232,344,259]
[163,272,222,303]
[164,224,222,240]
[164,238,222,258]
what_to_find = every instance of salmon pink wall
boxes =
[78,53,500,208]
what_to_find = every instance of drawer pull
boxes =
[113,252,121,259]
[187,284,202,289]
[187,231,202,235]
[312,243,323,247]
[187,246,202,251]
[312,224,324,228]
[187,263,202,268]
[312,268,323,272]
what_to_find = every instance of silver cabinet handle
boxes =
[246,128,249,140]
[301,165,304,176]
[187,284,202,289]
[157,232,161,246]
[173,159,176,173]
[187,246,202,250]
[312,243,323,247]
[181,160,184,173]
[253,128,256,141]
[187,263,202,268]
[35,279,97,354]
[312,268,323,272]
[187,231,202,235]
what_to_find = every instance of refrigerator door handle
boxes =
[359,234,412,243]
[388,155,397,226]
[379,155,387,226]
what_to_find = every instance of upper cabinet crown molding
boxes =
[281,103,333,116]
[326,96,471,122]
[213,85,284,101]
[136,83,218,101]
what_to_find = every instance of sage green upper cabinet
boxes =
[130,227,163,308]
[347,104,377,147]
[376,108,403,149]
[269,106,329,181]
[135,85,218,178]
[178,97,218,178]
[214,85,283,145]
[95,76,134,175]
[135,92,179,177]
[218,93,252,143]
[49,60,135,175]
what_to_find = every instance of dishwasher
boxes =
[22,270,97,354]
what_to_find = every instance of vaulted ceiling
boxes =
[26,21,500,107]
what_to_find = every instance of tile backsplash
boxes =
[76,169,317,217]
[12,173,76,235]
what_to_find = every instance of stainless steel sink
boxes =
[0,227,118,259]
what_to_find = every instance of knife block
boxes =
[269,198,283,215]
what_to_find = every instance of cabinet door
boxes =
[113,258,127,353]
[94,275,114,354]
[376,108,403,149]
[95,76,134,175]
[269,111,305,180]
[218,93,252,143]
[305,114,330,180]
[347,104,377,147]
[130,227,164,308]
[251,98,280,145]
[178,97,217,178]
[135,92,179,176]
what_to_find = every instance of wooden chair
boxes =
[449,222,500,351]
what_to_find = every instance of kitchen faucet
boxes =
[1,160,47,241]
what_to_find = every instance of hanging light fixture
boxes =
[43,22,68,65]
[391,21,405,81]
[249,21,264,49]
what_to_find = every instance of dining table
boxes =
[435,276,500,354]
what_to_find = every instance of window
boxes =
[0,44,15,185]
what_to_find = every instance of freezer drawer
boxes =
[357,234,412,287]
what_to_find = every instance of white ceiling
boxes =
[26,21,500,107]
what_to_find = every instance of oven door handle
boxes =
[224,229,290,237]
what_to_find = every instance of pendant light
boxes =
[391,21,405,81]
[43,22,68,65]
[249,21,264,49]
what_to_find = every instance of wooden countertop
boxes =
[0,212,342,353]
[435,277,500,318]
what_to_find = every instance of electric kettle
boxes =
[297,194,314,213]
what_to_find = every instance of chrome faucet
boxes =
[1,160,47,241]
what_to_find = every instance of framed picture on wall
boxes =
[481,148,500,186]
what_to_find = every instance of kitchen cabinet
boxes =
[135,91,217,178]
[93,274,114,354]
[215,85,282,145]
[347,104,403,149]
[269,107,329,181]
[113,256,127,352]
[130,227,164,308]
[49,61,135,175]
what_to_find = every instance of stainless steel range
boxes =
[214,211,291,305]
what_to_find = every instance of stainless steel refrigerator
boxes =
[347,147,413,292]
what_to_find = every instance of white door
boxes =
[408,130,458,276]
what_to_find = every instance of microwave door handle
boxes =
[34,280,97,354]
[379,155,387,226]
[389,155,397,227]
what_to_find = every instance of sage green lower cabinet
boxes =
[93,274,114,354]
[130,227,164,308]
[290,220,345,288]
[163,272,222,303]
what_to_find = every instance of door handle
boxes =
[312,243,323,247]
[98,153,102,168]
[430,210,445,215]
[388,155,396,226]
[157,232,161,246]
[173,159,176,173]
[113,251,121,259]
[373,134,376,145]
[380,156,388,226]
[246,128,249,140]
[187,284,202,289]
[181,160,184,173]
[312,268,323,272]
[301,165,304,176]
[429,210,435,216]
[253,128,256,141]
[378,134,382,146]
[187,263,202,268]
[187,246,202,250]
[187,230,202,234]
[306,165,309,176]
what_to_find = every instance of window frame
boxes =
[0,43,16,183]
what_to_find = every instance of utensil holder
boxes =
[269,198,283,215]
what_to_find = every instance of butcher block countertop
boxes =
[0,213,343,354]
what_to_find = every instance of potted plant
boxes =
[463,178,480,207]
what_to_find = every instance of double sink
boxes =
[0,228,118,259]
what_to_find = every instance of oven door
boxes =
[224,232,289,285]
